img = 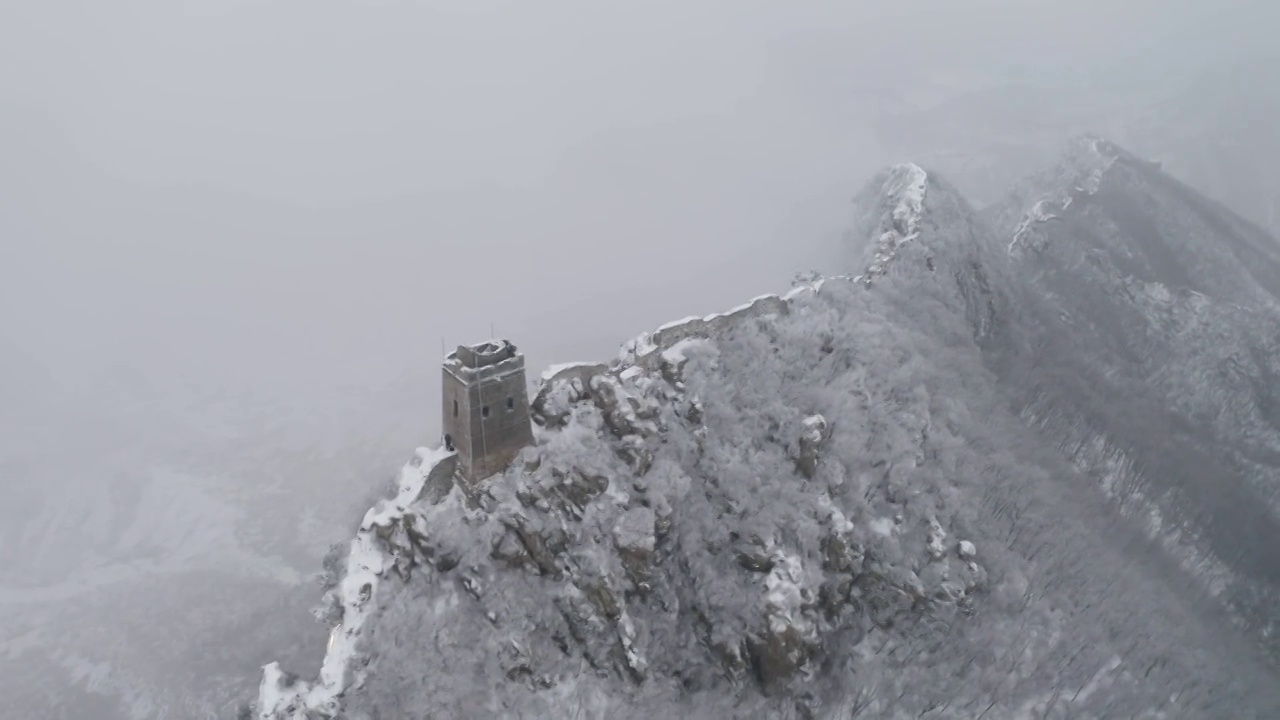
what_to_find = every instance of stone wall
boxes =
[442,345,535,484]
[618,283,846,371]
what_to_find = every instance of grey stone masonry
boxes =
[441,340,534,484]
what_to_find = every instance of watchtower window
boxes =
[453,399,458,417]
[482,406,490,419]
[506,397,514,411]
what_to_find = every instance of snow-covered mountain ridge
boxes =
[981,137,1280,665]
[872,57,1280,241]
[255,163,947,716]
[256,227,968,719]
[252,139,1280,719]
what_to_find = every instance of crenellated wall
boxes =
[617,286,834,371]
[527,275,875,425]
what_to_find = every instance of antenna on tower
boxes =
[490,321,495,340]
[440,336,446,359]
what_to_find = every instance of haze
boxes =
[1,1,1275,717]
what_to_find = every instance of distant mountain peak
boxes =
[847,161,1006,279]
[994,131,1280,309]
[1000,134,1140,256]
[857,163,929,283]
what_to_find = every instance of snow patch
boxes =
[868,517,896,538]
[764,553,810,636]
[613,507,657,555]
[618,610,648,675]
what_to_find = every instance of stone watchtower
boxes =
[441,340,534,484]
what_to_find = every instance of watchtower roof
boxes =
[451,339,516,368]
[443,339,526,382]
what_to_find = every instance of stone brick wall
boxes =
[442,342,535,484]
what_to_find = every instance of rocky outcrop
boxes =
[531,362,608,428]
[796,414,831,479]
[254,285,992,718]
[856,163,929,283]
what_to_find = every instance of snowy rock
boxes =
[796,414,831,479]
[501,514,567,578]
[546,466,609,519]
[590,375,661,438]
[751,554,819,694]
[578,575,622,621]
[490,528,533,571]
[617,612,649,681]
[658,338,709,384]
[736,546,776,574]
[531,362,607,428]
[926,521,948,561]
[615,435,654,476]
[861,566,925,630]
[820,530,864,575]
[856,164,929,283]
[613,506,657,588]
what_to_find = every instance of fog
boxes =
[1,0,1275,717]
[3,0,1245,398]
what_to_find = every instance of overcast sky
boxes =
[0,0,1269,441]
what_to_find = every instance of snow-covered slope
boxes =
[252,150,1280,719]
[982,137,1280,662]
